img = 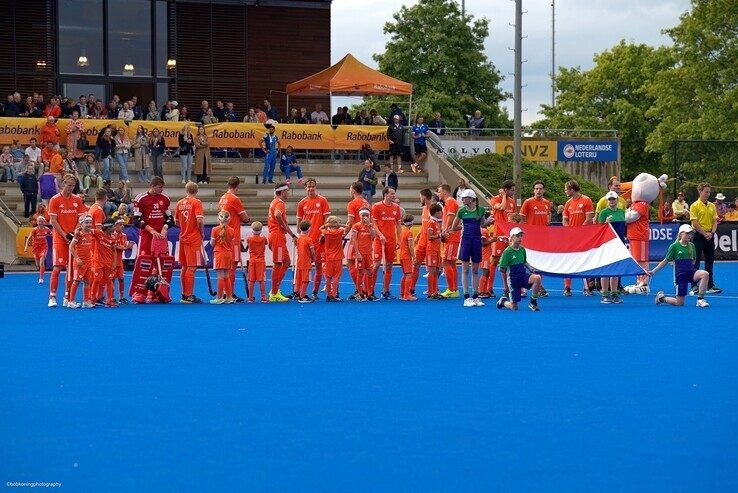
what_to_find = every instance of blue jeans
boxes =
[104,202,117,216]
[282,164,303,181]
[263,152,277,183]
[180,153,193,182]
[138,166,150,183]
[101,157,112,181]
[362,190,373,203]
[115,152,129,181]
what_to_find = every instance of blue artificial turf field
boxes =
[1,264,737,491]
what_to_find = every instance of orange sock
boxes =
[313,266,323,294]
[383,268,392,294]
[50,268,60,296]
[410,265,420,293]
[428,272,438,295]
[248,281,255,299]
[217,278,225,298]
[69,280,80,301]
[479,273,489,292]
[565,278,572,289]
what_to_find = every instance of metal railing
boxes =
[424,132,494,201]
[433,127,619,138]
[0,196,22,227]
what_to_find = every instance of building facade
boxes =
[0,0,330,116]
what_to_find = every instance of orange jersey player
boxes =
[398,214,417,301]
[478,226,494,296]
[425,204,444,298]
[246,221,269,303]
[295,220,316,303]
[562,180,595,296]
[410,188,434,297]
[25,216,52,284]
[174,182,205,304]
[345,181,371,299]
[112,219,134,303]
[209,210,236,304]
[351,208,377,300]
[267,182,297,301]
[437,184,461,297]
[218,176,251,301]
[296,178,331,297]
[320,216,351,302]
[488,180,518,295]
[520,181,552,226]
[371,186,402,299]
[67,215,96,308]
[92,218,118,307]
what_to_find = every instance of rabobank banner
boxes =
[557,140,619,162]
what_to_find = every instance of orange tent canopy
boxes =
[286,54,413,96]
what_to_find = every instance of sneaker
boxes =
[347,291,359,300]
[382,292,396,300]
[298,296,314,303]
[326,296,343,302]
[410,162,418,173]
[180,295,193,304]
[48,297,57,308]
[472,297,485,307]
[118,297,129,305]
[463,298,476,307]
[690,285,699,295]
[696,298,710,308]
[367,294,380,302]
[478,291,491,299]
[311,292,320,301]
[445,290,460,298]
[67,301,81,309]
[105,301,119,308]
[528,301,540,312]
[707,286,723,294]
[82,301,96,309]
[247,297,255,303]
[600,294,612,304]
[496,297,507,309]
[184,295,203,304]
[261,297,269,303]
[232,294,245,303]
[655,291,665,305]
[583,289,592,296]
[610,293,623,304]
[38,278,44,284]
[269,293,289,303]
[539,287,549,297]
[210,298,225,304]
[62,297,69,307]
[297,179,304,185]
[427,293,443,300]
[563,288,572,297]
[95,298,106,307]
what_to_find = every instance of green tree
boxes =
[364,0,509,128]
[645,0,738,188]
[534,41,675,180]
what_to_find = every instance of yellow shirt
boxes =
[672,199,688,216]
[689,199,718,231]
[595,195,626,214]
[723,210,738,222]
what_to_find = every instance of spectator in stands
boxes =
[354,109,370,125]
[263,99,278,121]
[213,100,226,122]
[165,100,180,121]
[382,162,398,190]
[4,93,21,116]
[112,203,131,224]
[19,96,33,117]
[297,107,310,124]
[285,108,299,123]
[244,108,259,123]
[201,108,218,124]
[466,110,485,135]
[25,138,42,164]
[101,180,117,213]
[61,149,80,192]
[107,100,119,117]
[429,112,446,135]
[38,165,58,204]
[388,103,406,126]
[178,124,195,183]
[118,101,134,124]
[194,125,211,184]
[224,102,237,122]
[41,141,59,169]
[724,199,738,222]
[86,94,96,113]
[90,99,107,119]
[66,111,85,160]
[40,117,61,146]
[411,116,430,173]
[311,103,329,124]
[81,154,103,192]
[358,159,378,202]
[179,105,190,121]
[18,163,38,218]
[387,115,405,173]
[75,95,89,119]
[672,191,689,221]
[714,193,728,221]
[360,143,377,166]
[61,98,77,117]
[369,108,386,126]
[149,128,165,178]
[96,126,115,181]
[331,107,344,128]
[254,106,267,123]
[197,100,210,123]
[132,125,150,183]
[452,179,468,205]
[0,145,15,182]
[279,146,302,184]
[690,182,721,294]
[661,199,675,222]
[113,125,131,183]
[146,101,160,120]
[342,106,351,123]
[43,96,61,118]
[11,140,24,163]
[130,96,143,120]
[113,180,133,213]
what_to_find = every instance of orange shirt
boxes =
[211,225,235,255]
[296,235,314,269]
[246,235,267,262]
[218,191,246,240]
[322,228,345,261]
[371,201,402,243]
[175,196,204,245]
[30,227,51,251]
[88,203,105,228]
[267,197,287,235]
[92,229,115,268]
[425,219,441,255]
[481,227,492,260]
[352,222,373,255]
[48,193,86,241]
[520,197,551,226]
[40,124,60,145]
[347,196,370,222]
[73,230,95,262]
[399,227,413,260]
[416,205,431,246]
[443,199,461,243]
[114,230,127,263]
[490,193,517,236]
[563,195,594,227]
[297,195,331,244]
[627,201,650,241]
[50,154,63,174]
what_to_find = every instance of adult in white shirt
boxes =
[25,138,42,163]
[165,101,180,122]
[117,102,134,123]
[310,103,329,124]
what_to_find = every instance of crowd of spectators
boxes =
[665,191,738,223]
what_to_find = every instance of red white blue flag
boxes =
[495,222,646,278]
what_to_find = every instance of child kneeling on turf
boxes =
[496,227,543,311]
[648,224,709,308]
[210,210,235,304]
[246,221,269,303]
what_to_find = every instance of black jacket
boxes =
[387,124,404,143]
[18,172,38,195]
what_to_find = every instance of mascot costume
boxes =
[622,173,668,294]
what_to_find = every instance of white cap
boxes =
[678,224,693,234]
[605,191,618,200]
[171,100,178,106]
[510,227,524,236]
[715,193,726,200]
[460,189,477,200]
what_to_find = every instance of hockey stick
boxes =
[238,245,249,298]
[201,244,216,297]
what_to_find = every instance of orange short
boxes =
[52,239,70,267]
[443,241,459,261]
[629,239,649,263]
[324,259,342,278]
[314,243,326,264]
[178,242,202,267]
[95,266,112,282]
[480,259,491,270]
[355,253,372,270]
[248,261,265,282]
[372,238,396,263]
[33,249,47,263]
[425,252,440,268]
[75,262,92,282]
[492,240,507,257]
[295,268,311,286]
[400,258,413,274]
[113,264,124,279]
[269,233,290,264]
[414,243,427,264]
[214,251,233,270]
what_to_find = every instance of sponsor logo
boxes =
[345,131,387,142]
[280,130,323,140]
[563,144,575,159]
[212,129,256,139]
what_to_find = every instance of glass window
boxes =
[58,0,104,75]
[156,82,169,109]
[156,1,169,77]
[107,0,152,77]
[62,83,105,103]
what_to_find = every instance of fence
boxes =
[671,140,738,203]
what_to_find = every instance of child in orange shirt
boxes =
[112,219,134,303]
[246,221,269,303]
[398,214,417,301]
[478,226,494,297]
[93,218,118,307]
[210,210,236,304]
[68,215,95,308]
[24,216,51,284]
[351,208,378,301]
[320,216,351,302]
[425,204,444,299]
[295,220,316,303]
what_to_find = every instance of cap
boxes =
[678,224,693,234]
[460,189,477,200]
[510,227,524,236]
[171,100,178,106]
[359,208,371,216]
[716,193,726,200]
[605,191,618,200]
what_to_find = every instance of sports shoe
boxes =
[410,162,418,173]
[269,292,289,302]
[367,294,380,302]
[210,298,225,304]
[311,292,320,301]
[472,297,485,307]
[232,294,245,303]
[463,297,476,307]
[563,288,572,297]
[38,278,44,284]
[478,291,491,299]
[539,287,548,297]
[655,291,665,305]
[118,297,129,304]
[180,295,193,304]
[247,297,255,303]
[690,285,699,295]
[528,301,540,312]
[611,293,623,304]
[696,298,710,308]
[82,301,96,309]
[347,291,359,300]
[496,297,507,309]
[298,296,314,303]
[261,297,269,303]
[583,289,592,296]
[600,294,612,304]
[297,178,304,185]
[707,286,723,294]
[427,293,444,300]
[382,292,396,300]
[67,301,81,309]
[326,296,343,302]
[105,301,119,308]
[445,290,460,298]
[188,295,203,304]
[48,297,57,308]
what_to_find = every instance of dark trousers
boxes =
[692,233,715,288]
[23,193,37,218]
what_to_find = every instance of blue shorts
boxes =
[458,236,482,263]
[675,271,694,297]
[510,277,533,303]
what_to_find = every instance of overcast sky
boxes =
[330,0,691,125]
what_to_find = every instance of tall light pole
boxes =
[551,0,556,108]
[513,0,523,203]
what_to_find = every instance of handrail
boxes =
[419,127,619,137]
[425,132,494,201]
[0,195,22,227]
